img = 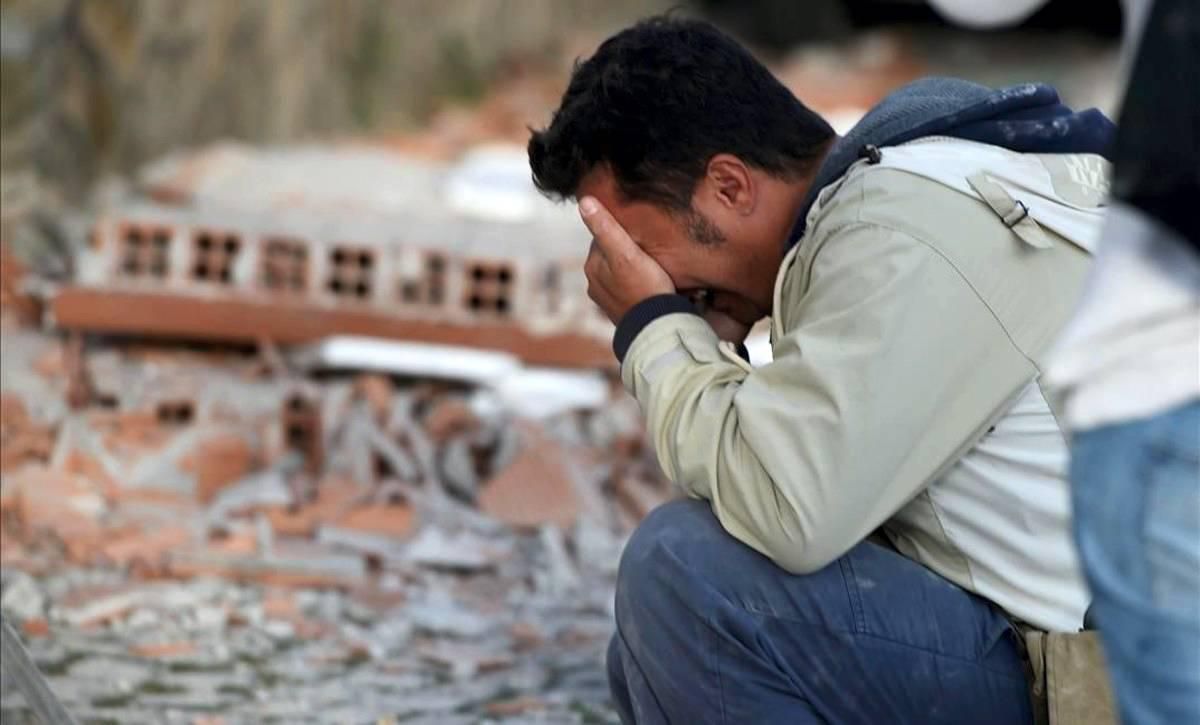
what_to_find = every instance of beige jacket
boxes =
[621,137,1109,631]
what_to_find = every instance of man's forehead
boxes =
[577,167,682,249]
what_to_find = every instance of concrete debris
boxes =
[538,525,581,595]
[206,466,294,524]
[1,571,46,622]
[408,591,493,639]
[404,527,503,572]
[292,336,522,384]
[1,251,669,723]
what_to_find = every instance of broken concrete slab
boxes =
[491,367,610,420]
[407,593,492,639]
[290,336,521,384]
[403,527,503,572]
[205,465,294,524]
[167,546,366,590]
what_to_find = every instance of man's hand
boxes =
[579,196,675,323]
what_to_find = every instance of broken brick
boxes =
[0,393,55,473]
[0,428,55,473]
[486,695,546,717]
[263,476,360,538]
[130,640,198,658]
[8,466,107,542]
[0,392,29,432]
[180,431,256,503]
[56,584,142,627]
[21,617,49,638]
[261,591,299,620]
[334,502,416,540]
[208,528,258,556]
[63,449,119,499]
[0,243,40,326]
[96,410,171,454]
[167,548,364,590]
[477,437,579,530]
[33,344,66,379]
[423,396,480,445]
[101,525,192,569]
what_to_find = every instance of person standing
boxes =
[1047,0,1200,722]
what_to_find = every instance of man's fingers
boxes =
[579,196,637,262]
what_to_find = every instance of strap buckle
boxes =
[1003,200,1030,228]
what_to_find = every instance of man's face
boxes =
[576,166,784,326]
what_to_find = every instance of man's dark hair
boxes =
[528,15,834,212]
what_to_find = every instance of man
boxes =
[1047,0,1200,722]
[529,17,1113,724]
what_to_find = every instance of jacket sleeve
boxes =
[621,222,1033,573]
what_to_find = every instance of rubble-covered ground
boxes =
[0,308,670,723]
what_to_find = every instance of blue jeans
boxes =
[1070,400,1200,725]
[606,499,1033,724]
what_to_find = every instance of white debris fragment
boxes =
[0,572,45,622]
[290,336,521,385]
[408,591,492,639]
[404,527,500,571]
[488,367,610,419]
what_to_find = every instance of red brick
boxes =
[263,476,360,538]
[21,617,49,638]
[486,696,546,717]
[8,467,106,543]
[477,437,579,530]
[208,528,258,556]
[32,345,65,379]
[1,395,54,473]
[334,502,415,539]
[130,641,198,658]
[423,397,479,444]
[63,450,119,499]
[101,526,191,569]
[262,591,299,620]
[181,432,256,503]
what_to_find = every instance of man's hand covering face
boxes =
[579,196,675,323]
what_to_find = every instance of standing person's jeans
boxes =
[1070,400,1200,725]
[606,499,1033,724]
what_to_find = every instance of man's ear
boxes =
[705,154,755,215]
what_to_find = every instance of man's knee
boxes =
[616,499,727,611]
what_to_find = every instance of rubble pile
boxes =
[0,318,673,723]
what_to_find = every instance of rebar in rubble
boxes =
[0,616,79,725]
